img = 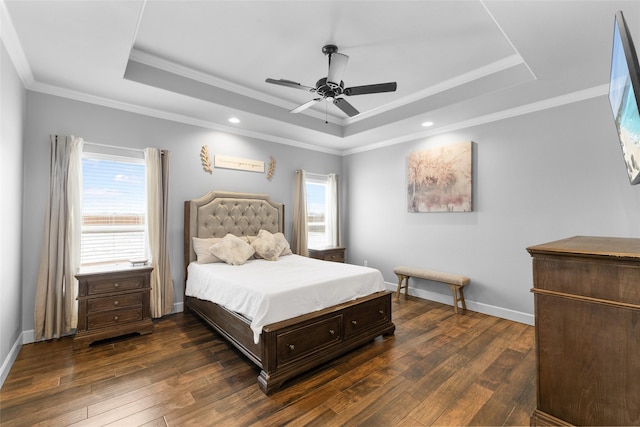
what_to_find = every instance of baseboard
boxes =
[384,282,534,326]
[1,332,24,389]
[174,301,184,313]
[22,329,34,344]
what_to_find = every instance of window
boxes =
[81,152,146,265]
[305,173,338,249]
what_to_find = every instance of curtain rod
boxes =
[83,141,145,153]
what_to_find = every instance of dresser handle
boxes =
[114,301,119,306]
[114,316,119,322]
[288,344,295,351]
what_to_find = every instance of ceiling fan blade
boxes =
[333,97,359,117]
[266,78,316,92]
[290,98,322,114]
[344,82,397,96]
[327,53,349,86]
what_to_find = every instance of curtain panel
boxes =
[34,135,84,341]
[292,169,309,256]
[328,173,341,247]
[145,148,174,317]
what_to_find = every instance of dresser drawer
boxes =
[343,295,390,338]
[88,307,143,330]
[276,315,342,365]
[88,293,142,313]
[87,276,145,295]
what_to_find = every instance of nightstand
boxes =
[308,246,346,263]
[74,264,153,349]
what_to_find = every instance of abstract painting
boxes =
[407,141,473,212]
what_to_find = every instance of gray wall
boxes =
[1,40,26,386]
[21,92,343,334]
[344,96,640,322]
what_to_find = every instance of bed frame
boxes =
[184,191,395,394]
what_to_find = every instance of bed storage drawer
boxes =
[276,315,342,364]
[343,295,391,338]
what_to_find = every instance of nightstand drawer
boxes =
[87,276,144,295]
[88,307,143,330]
[308,247,346,263]
[88,293,142,313]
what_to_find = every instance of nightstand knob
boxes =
[114,301,119,306]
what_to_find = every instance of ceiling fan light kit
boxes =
[266,44,397,118]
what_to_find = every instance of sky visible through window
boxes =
[82,158,145,215]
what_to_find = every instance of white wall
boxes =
[344,96,640,322]
[21,92,343,334]
[1,40,26,386]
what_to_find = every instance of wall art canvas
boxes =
[407,141,473,212]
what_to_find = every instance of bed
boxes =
[183,191,395,394]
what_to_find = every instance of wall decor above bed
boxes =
[200,145,213,174]
[214,155,265,172]
[407,140,473,212]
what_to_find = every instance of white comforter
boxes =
[186,255,386,343]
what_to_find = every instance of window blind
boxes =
[81,153,147,265]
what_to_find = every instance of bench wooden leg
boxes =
[395,274,409,299]
[448,285,467,314]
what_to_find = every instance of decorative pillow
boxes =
[273,232,292,256]
[192,237,222,264]
[252,229,287,261]
[209,234,255,265]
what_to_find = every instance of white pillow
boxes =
[192,237,222,264]
[210,234,255,265]
[273,232,292,256]
[251,229,286,261]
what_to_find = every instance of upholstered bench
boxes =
[393,266,470,314]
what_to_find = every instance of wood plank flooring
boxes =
[0,296,536,426]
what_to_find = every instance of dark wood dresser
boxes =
[75,264,153,349]
[308,246,346,263]
[527,236,640,426]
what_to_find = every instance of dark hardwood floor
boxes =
[0,296,536,426]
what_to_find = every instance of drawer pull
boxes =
[351,320,357,326]
[114,283,119,288]
[114,316,119,322]
[114,301,119,306]
[379,310,384,315]
[329,329,335,335]
[288,344,295,351]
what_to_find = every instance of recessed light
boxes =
[228,117,240,124]
[422,121,434,127]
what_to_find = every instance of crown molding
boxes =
[29,80,343,156]
[0,0,34,87]
[343,84,608,156]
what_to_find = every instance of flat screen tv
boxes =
[609,10,640,185]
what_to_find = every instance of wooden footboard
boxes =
[186,291,395,394]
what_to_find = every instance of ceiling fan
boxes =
[266,44,397,118]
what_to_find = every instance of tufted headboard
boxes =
[183,191,285,272]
